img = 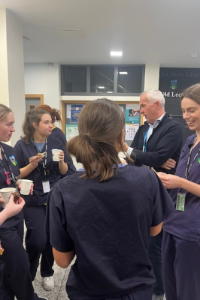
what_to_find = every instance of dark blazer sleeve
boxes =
[130,125,145,149]
[131,122,183,168]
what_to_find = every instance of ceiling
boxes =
[0,0,200,67]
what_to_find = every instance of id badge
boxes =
[176,193,186,211]
[42,181,50,193]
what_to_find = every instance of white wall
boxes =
[24,63,61,110]
[0,9,25,146]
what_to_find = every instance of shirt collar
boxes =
[148,113,166,128]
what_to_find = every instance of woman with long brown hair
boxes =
[46,98,173,300]
[158,83,200,300]
[14,109,75,292]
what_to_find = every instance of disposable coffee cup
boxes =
[20,179,33,195]
[0,187,16,208]
[52,149,61,161]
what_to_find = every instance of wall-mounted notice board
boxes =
[62,101,143,146]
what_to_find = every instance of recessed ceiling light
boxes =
[191,53,197,58]
[119,72,128,75]
[110,51,122,57]
[98,86,105,89]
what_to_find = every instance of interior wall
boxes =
[0,9,25,147]
[24,63,61,113]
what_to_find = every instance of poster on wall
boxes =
[70,104,84,123]
[125,123,139,141]
[66,124,79,140]
[125,104,140,140]
[125,104,140,124]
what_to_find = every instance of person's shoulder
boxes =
[48,134,63,145]
[14,138,25,146]
[1,142,14,152]
[165,114,182,126]
[186,133,196,144]
[120,164,156,179]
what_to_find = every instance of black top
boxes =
[0,143,21,232]
[46,165,174,299]
[131,114,183,173]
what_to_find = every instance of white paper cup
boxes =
[0,187,16,208]
[20,179,33,195]
[52,149,61,161]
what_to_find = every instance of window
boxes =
[61,65,144,95]
[90,66,114,93]
[61,66,87,93]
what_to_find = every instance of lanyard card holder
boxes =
[176,193,186,212]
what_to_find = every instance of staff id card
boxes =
[176,193,186,211]
[42,181,50,193]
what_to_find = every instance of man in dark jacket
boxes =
[123,89,183,300]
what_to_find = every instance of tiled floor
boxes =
[34,260,73,300]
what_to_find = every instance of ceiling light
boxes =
[191,53,197,58]
[119,72,128,75]
[110,51,122,57]
[98,86,105,89]
[107,91,113,93]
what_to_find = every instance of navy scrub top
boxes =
[14,135,75,206]
[46,164,174,299]
[164,134,200,242]
[0,143,21,232]
[51,127,67,147]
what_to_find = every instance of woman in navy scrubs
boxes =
[14,109,75,291]
[158,83,200,300]
[0,104,47,300]
[46,98,174,300]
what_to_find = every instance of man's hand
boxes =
[161,158,176,170]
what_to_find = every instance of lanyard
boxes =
[143,127,150,152]
[184,147,200,179]
[33,140,49,180]
[0,144,17,185]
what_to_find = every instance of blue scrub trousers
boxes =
[148,229,164,296]
[162,231,200,300]
[24,205,54,280]
[0,228,40,300]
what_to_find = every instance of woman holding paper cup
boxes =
[14,109,75,291]
[0,104,46,300]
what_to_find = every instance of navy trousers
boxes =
[70,288,152,300]
[162,231,200,300]
[0,228,40,300]
[148,229,164,296]
[24,205,54,280]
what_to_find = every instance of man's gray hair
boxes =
[141,90,165,108]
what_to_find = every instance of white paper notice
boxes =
[125,124,139,140]
[67,105,71,118]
